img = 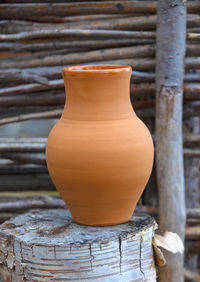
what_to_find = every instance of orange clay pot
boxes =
[46,65,154,226]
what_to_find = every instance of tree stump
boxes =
[0,209,156,282]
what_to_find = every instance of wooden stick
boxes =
[57,14,129,23]
[0,141,45,153]
[0,15,157,33]
[0,39,155,53]
[0,79,63,96]
[0,39,200,56]
[0,91,65,107]
[0,45,155,69]
[186,241,200,254]
[184,133,200,144]
[0,29,156,42]
[0,153,46,165]
[0,28,200,43]
[0,106,59,119]
[0,173,54,191]
[186,44,200,56]
[155,1,186,281]
[0,108,63,125]
[187,32,200,40]
[184,101,200,118]
[0,195,65,212]
[2,43,200,72]
[184,72,200,82]
[1,13,199,35]
[0,69,48,85]
[1,56,200,72]
[0,137,46,143]
[183,149,200,157]
[0,15,129,28]
[25,14,130,24]
[0,1,198,19]
[133,71,200,83]
[185,226,200,240]
[184,269,200,281]
[0,164,48,174]
[100,56,200,73]
[0,2,158,20]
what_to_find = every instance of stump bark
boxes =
[0,209,156,282]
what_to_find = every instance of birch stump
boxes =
[0,209,156,282]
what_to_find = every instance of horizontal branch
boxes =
[1,57,200,73]
[1,14,200,35]
[184,269,200,281]
[184,133,200,144]
[1,43,200,72]
[0,15,157,33]
[0,2,158,20]
[185,226,200,240]
[0,1,198,20]
[0,137,46,143]
[0,79,63,96]
[0,108,63,125]
[0,173,54,191]
[0,91,65,107]
[1,153,46,165]
[0,45,155,69]
[184,105,200,119]
[98,57,200,71]
[0,38,155,53]
[183,149,200,157]
[0,141,45,153]
[0,195,65,212]
[186,241,200,254]
[0,164,48,174]
[0,69,48,85]
[0,29,156,42]
[136,205,200,220]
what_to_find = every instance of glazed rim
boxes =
[62,65,132,76]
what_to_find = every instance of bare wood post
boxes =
[0,209,156,281]
[155,0,187,281]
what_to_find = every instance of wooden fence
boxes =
[0,0,200,280]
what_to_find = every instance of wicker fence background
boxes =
[0,0,200,279]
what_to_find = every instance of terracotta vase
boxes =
[46,65,154,226]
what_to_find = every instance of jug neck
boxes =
[61,65,135,121]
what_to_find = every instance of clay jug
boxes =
[46,65,154,226]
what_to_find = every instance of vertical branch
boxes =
[155,0,187,281]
